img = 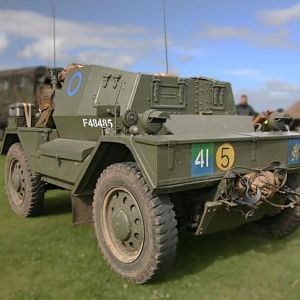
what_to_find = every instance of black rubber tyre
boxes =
[93,162,177,284]
[5,143,45,217]
[246,173,300,239]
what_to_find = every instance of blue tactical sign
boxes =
[191,143,214,176]
[288,139,300,165]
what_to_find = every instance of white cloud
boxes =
[75,51,135,69]
[201,25,252,39]
[257,28,295,48]
[200,3,300,49]
[200,25,300,49]
[0,33,9,52]
[258,3,300,26]
[0,9,161,67]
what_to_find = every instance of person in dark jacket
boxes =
[236,94,258,116]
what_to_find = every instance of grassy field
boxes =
[0,155,300,300]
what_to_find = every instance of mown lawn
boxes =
[0,154,300,300]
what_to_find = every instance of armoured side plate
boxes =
[151,76,186,109]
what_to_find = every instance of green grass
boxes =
[1,155,300,300]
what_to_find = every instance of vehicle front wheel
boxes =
[5,143,45,217]
[93,162,177,284]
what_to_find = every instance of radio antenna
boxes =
[162,0,169,74]
[52,0,56,69]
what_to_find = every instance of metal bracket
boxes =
[251,136,257,161]
[167,141,176,170]
[41,128,52,141]
[112,74,122,89]
[152,77,161,103]
[195,201,223,235]
[55,155,62,167]
[178,79,186,105]
[102,73,111,88]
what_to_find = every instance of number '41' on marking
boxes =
[195,149,209,168]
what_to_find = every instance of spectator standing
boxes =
[236,94,258,117]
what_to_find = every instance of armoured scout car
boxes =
[1,64,300,284]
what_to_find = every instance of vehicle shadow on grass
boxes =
[153,228,294,284]
[42,190,72,216]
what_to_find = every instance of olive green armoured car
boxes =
[1,64,300,284]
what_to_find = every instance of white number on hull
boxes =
[82,118,113,128]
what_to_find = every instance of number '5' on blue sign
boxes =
[191,143,214,176]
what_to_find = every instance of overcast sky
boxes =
[0,0,300,111]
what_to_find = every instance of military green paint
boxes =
[1,64,300,233]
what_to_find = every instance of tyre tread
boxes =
[93,162,177,284]
[5,143,45,217]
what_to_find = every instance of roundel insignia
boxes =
[67,71,82,96]
[216,143,235,171]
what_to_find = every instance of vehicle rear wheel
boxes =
[245,173,300,238]
[93,162,177,284]
[5,143,45,217]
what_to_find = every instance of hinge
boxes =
[178,79,187,105]
[167,141,177,170]
[152,77,161,103]
[112,74,122,89]
[102,73,112,88]
[251,137,257,161]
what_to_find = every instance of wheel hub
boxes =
[102,187,145,263]
[8,159,25,205]
[12,168,22,192]
[112,210,131,241]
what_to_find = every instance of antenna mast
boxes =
[162,0,169,74]
[52,0,56,69]
[50,0,58,90]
